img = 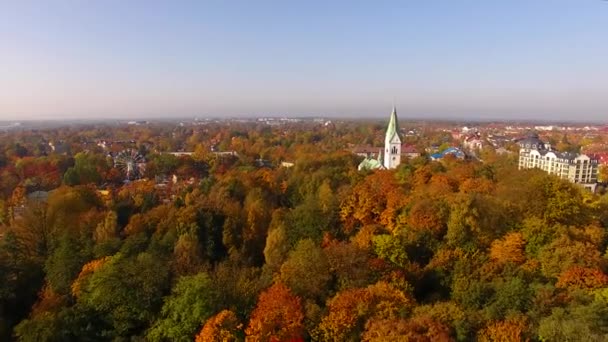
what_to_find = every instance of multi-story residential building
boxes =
[518,133,598,191]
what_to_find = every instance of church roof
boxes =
[385,107,400,143]
[358,157,384,171]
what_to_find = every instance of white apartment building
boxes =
[518,134,598,191]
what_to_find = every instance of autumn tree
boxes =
[315,282,413,341]
[195,310,241,342]
[172,233,205,276]
[362,316,454,342]
[538,233,603,279]
[340,171,405,234]
[477,316,529,342]
[555,266,608,291]
[324,240,373,289]
[490,232,526,264]
[263,224,290,271]
[245,282,305,341]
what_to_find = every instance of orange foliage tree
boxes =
[245,282,305,341]
[490,232,526,264]
[555,266,608,291]
[340,171,405,234]
[477,316,529,342]
[406,197,449,238]
[362,316,454,342]
[315,281,413,341]
[195,310,241,342]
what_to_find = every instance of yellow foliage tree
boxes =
[490,232,526,264]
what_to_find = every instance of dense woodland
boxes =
[1,122,608,341]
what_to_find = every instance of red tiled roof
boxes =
[401,144,418,153]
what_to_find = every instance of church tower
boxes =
[383,106,401,169]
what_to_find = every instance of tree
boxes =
[406,198,449,238]
[147,272,218,341]
[484,277,533,320]
[172,233,205,276]
[195,310,241,342]
[362,317,454,342]
[373,234,408,268]
[315,282,412,341]
[538,234,603,279]
[78,253,169,337]
[93,211,118,243]
[490,232,526,265]
[241,188,272,265]
[71,257,111,298]
[477,316,529,342]
[538,299,608,342]
[209,260,271,319]
[14,305,112,342]
[62,152,108,186]
[245,282,305,341]
[44,233,91,295]
[324,240,372,289]
[280,239,331,301]
[555,266,608,291]
[340,171,405,234]
[263,225,290,271]
[599,164,608,183]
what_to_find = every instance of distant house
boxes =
[212,151,238,157]
[487,135,510,148]
[463,135,484,150]
[401,144,420,159]
[165,152,194,157]
[127,121,148,125]
[588,153,608,165]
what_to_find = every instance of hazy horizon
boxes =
[1,1,607,121]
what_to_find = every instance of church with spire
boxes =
[357,107,406,171]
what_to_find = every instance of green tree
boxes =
[45,233,91,295]
[147,272,218,341]
[280,239,332,301]
[79,253,169,337]
[538,294,608,342]
[373,234,409,268]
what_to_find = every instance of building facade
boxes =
[518,134,598,191]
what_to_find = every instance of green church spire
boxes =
[385,106,399,144]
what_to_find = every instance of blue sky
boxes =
[0,1,607,120]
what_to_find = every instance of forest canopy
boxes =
[1,121,608,341]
